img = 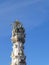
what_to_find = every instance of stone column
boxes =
[10,21,26,65]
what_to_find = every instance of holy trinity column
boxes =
[10,20,26,65]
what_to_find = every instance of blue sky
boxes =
[0,0,49,65]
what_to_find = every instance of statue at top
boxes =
[11,20,25,43]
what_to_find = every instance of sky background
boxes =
[0,0,49,65]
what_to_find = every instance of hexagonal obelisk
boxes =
[10,20,26,65]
